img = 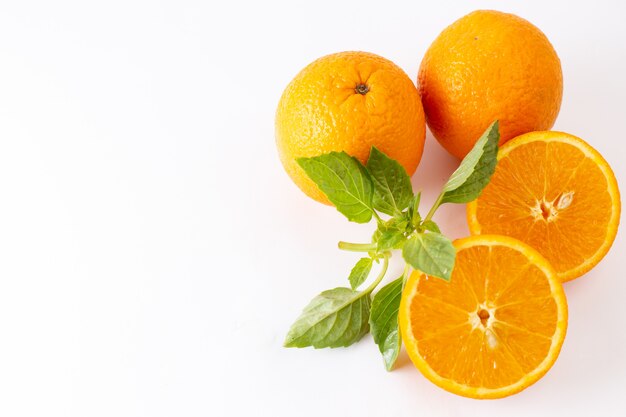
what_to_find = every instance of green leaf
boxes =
[394,215,410,232]
[408,192,422,227]
[348,258,373,290]
[441,121,500,204]
[370,276,403,371]
[402,232,456,280]
[377,229,407,251]
[284,287,371,348]
[297,152,374,223]
[373,215,409,244]
[420,220,441,234]
[387,215,410,233]
[371,227,382,244]
[366,147,414,216]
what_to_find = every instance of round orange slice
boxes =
[467,131,620,282]
[399,235,567,399]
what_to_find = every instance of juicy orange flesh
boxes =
[474,140,612,274]
[409,245,557,389]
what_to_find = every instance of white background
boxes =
[0,0,624,416]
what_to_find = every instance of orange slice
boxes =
[399,235,567,399]
[467,131,620,282]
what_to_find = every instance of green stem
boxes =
[424,191,444,223]
[364,253,389,294]
[338,241,378,252]
[402,263,411,282]
[372,210,383,224]
[401,262,411,290]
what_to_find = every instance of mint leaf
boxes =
[441,121,499,204]
[408,192,422,227]
[402,232,456,280]
[348,258,373,290]
[394,215,410,232]
[420,220,441,234]
[370,276,403,370]
[377,229,406,251]
[284,287,371,348]
[372,215,409,244]
[371,228,382,245]
[366,147,414,216]
[297,152,374,223]
[385,214,410,233]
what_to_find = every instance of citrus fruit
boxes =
[276,51,426,204]
[399,235,568,399]
[418,10,562,159]
[467,131,620,282]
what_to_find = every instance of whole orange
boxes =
[276,51,426,204]
[418,10,563,159]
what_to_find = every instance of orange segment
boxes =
[467,131,620,282]
[491,322,552,374]
[399,235,567,399]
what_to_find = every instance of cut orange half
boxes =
[399,235,567,399]
[467,131,620,282]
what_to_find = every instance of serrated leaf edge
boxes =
[402,233,455,280]
[284,288,372,348]
[442,121,499,193]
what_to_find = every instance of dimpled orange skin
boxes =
[419,10,563,159]
[276,51,426,204]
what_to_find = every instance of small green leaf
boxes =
[370,276,403,371]
[284,287,371,348]
[348,258,373,290]
[420,220,441,234]
[371,227,382,244]
[373,215,408,242]
[377,229,407,251]
[402,232,456,280]
[297,152,374,223]
[386,215,410,233]
[366,147,414,216]
[408,192,422,227]
[394,216,410,232]
[441,121,500,204]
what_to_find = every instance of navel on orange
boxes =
[399,235,567,399]
[467,132,621,282]
[276,51,426,204]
